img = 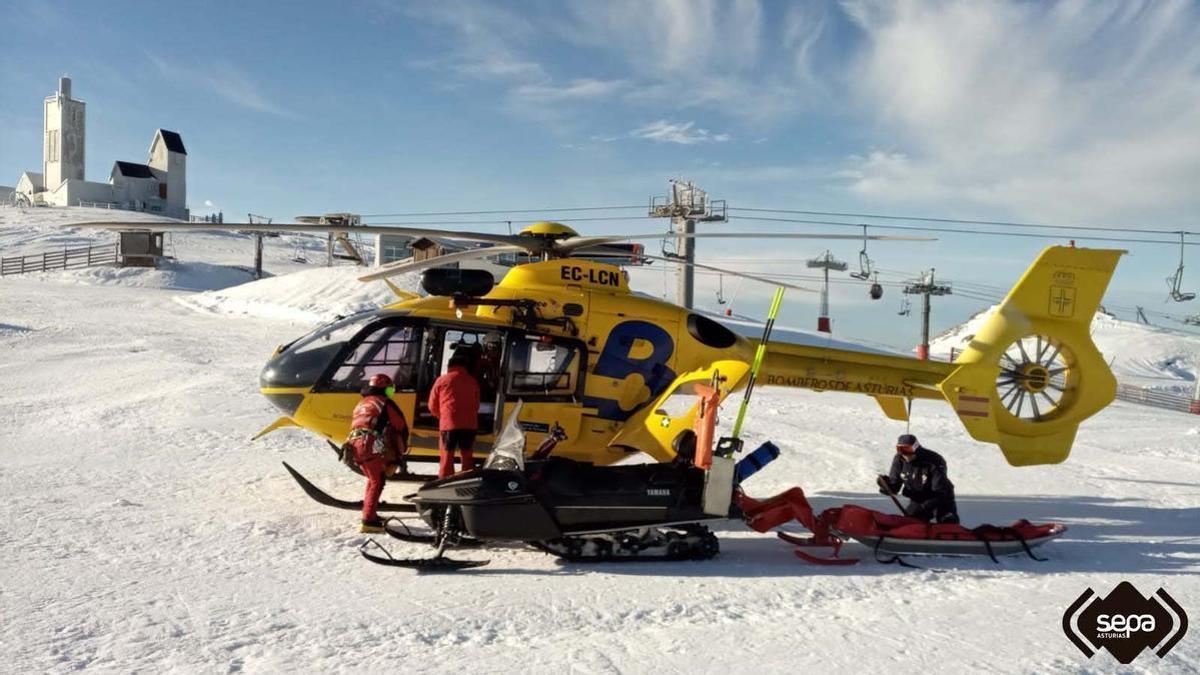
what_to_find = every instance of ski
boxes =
[282,462,417,513]
[358,540,488,570]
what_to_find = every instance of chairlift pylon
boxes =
[1166,231,1196,302]
[716,274,727,305]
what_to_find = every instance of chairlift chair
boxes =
[898,297,911,316]
[1167,231,1196,302]
[849,225,873,280]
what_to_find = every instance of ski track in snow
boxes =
[1,207,1198,673]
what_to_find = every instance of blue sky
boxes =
[4,1,1200,346]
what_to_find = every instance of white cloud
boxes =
[401,1,826,128]
[840,0,1200,223]
[203,199,217,208]
[631,120,732,145]
[513,78,626,102]
[146,53,291,117]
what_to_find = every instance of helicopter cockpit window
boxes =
[506,335,580,397]
[326,323,421,392]
[260,312,375,388]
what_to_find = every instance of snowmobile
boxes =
[358,402,734,570]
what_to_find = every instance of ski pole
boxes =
[725,286,785,451]
[877,476,907,515]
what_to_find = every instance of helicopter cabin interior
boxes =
[265,311,587,455]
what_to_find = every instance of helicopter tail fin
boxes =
[937,245,1124,466]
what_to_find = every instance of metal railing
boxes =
[1,243,119,276]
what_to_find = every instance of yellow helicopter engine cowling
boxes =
[937,246,1123,465]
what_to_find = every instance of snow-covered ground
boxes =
[2,207,1197,673]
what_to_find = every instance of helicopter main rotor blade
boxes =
[637,253,817,293]
[556,232,934,253]
[74,221,532,249]
[357,245,527,282]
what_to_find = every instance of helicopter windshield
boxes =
[260,312,376,388]
[484,402,526,472]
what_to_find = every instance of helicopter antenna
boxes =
[849,225,873,280]
[1166,231,1196,302]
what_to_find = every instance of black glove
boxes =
[876,474,894,495]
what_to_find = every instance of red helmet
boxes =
[368,373,393,389]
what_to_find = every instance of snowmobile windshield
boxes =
[260,311,377,388]
[484,401,526,472]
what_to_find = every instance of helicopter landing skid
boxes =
[281,462,417,513]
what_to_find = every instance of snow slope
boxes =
[932,306,1200,395]
[176,266,405,323]
[2,208,1197,673]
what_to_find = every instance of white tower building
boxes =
[43,77,85,188]
[148,129,187,217]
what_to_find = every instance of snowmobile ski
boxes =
[282,462,416,513]
[383,518,481,547]
[358,539,488,570]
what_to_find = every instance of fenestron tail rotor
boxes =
[995,334,1072,421]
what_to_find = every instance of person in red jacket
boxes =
[428,354,481,478]
[345,373,409,532]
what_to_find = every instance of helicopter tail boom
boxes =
[758,245,1122,466]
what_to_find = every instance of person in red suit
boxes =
[346,373,409,532]
[428,354,481,478]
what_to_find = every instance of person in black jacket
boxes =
[876,433,960,524]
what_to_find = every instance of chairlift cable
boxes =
[729,215,1200,247]
[360,205,644,218]
[731,207,1196,237]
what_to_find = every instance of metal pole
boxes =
[254,233,263,279]
[919,290,931,360]
[675,215,695,309]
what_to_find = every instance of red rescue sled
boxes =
[824,504,1066,562]
[739,489,1066,565]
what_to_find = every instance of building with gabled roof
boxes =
[13,78,188,219]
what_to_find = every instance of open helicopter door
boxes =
[410,324,507,454]
[493,330,589,456]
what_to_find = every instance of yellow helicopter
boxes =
[87,219,1122,471]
